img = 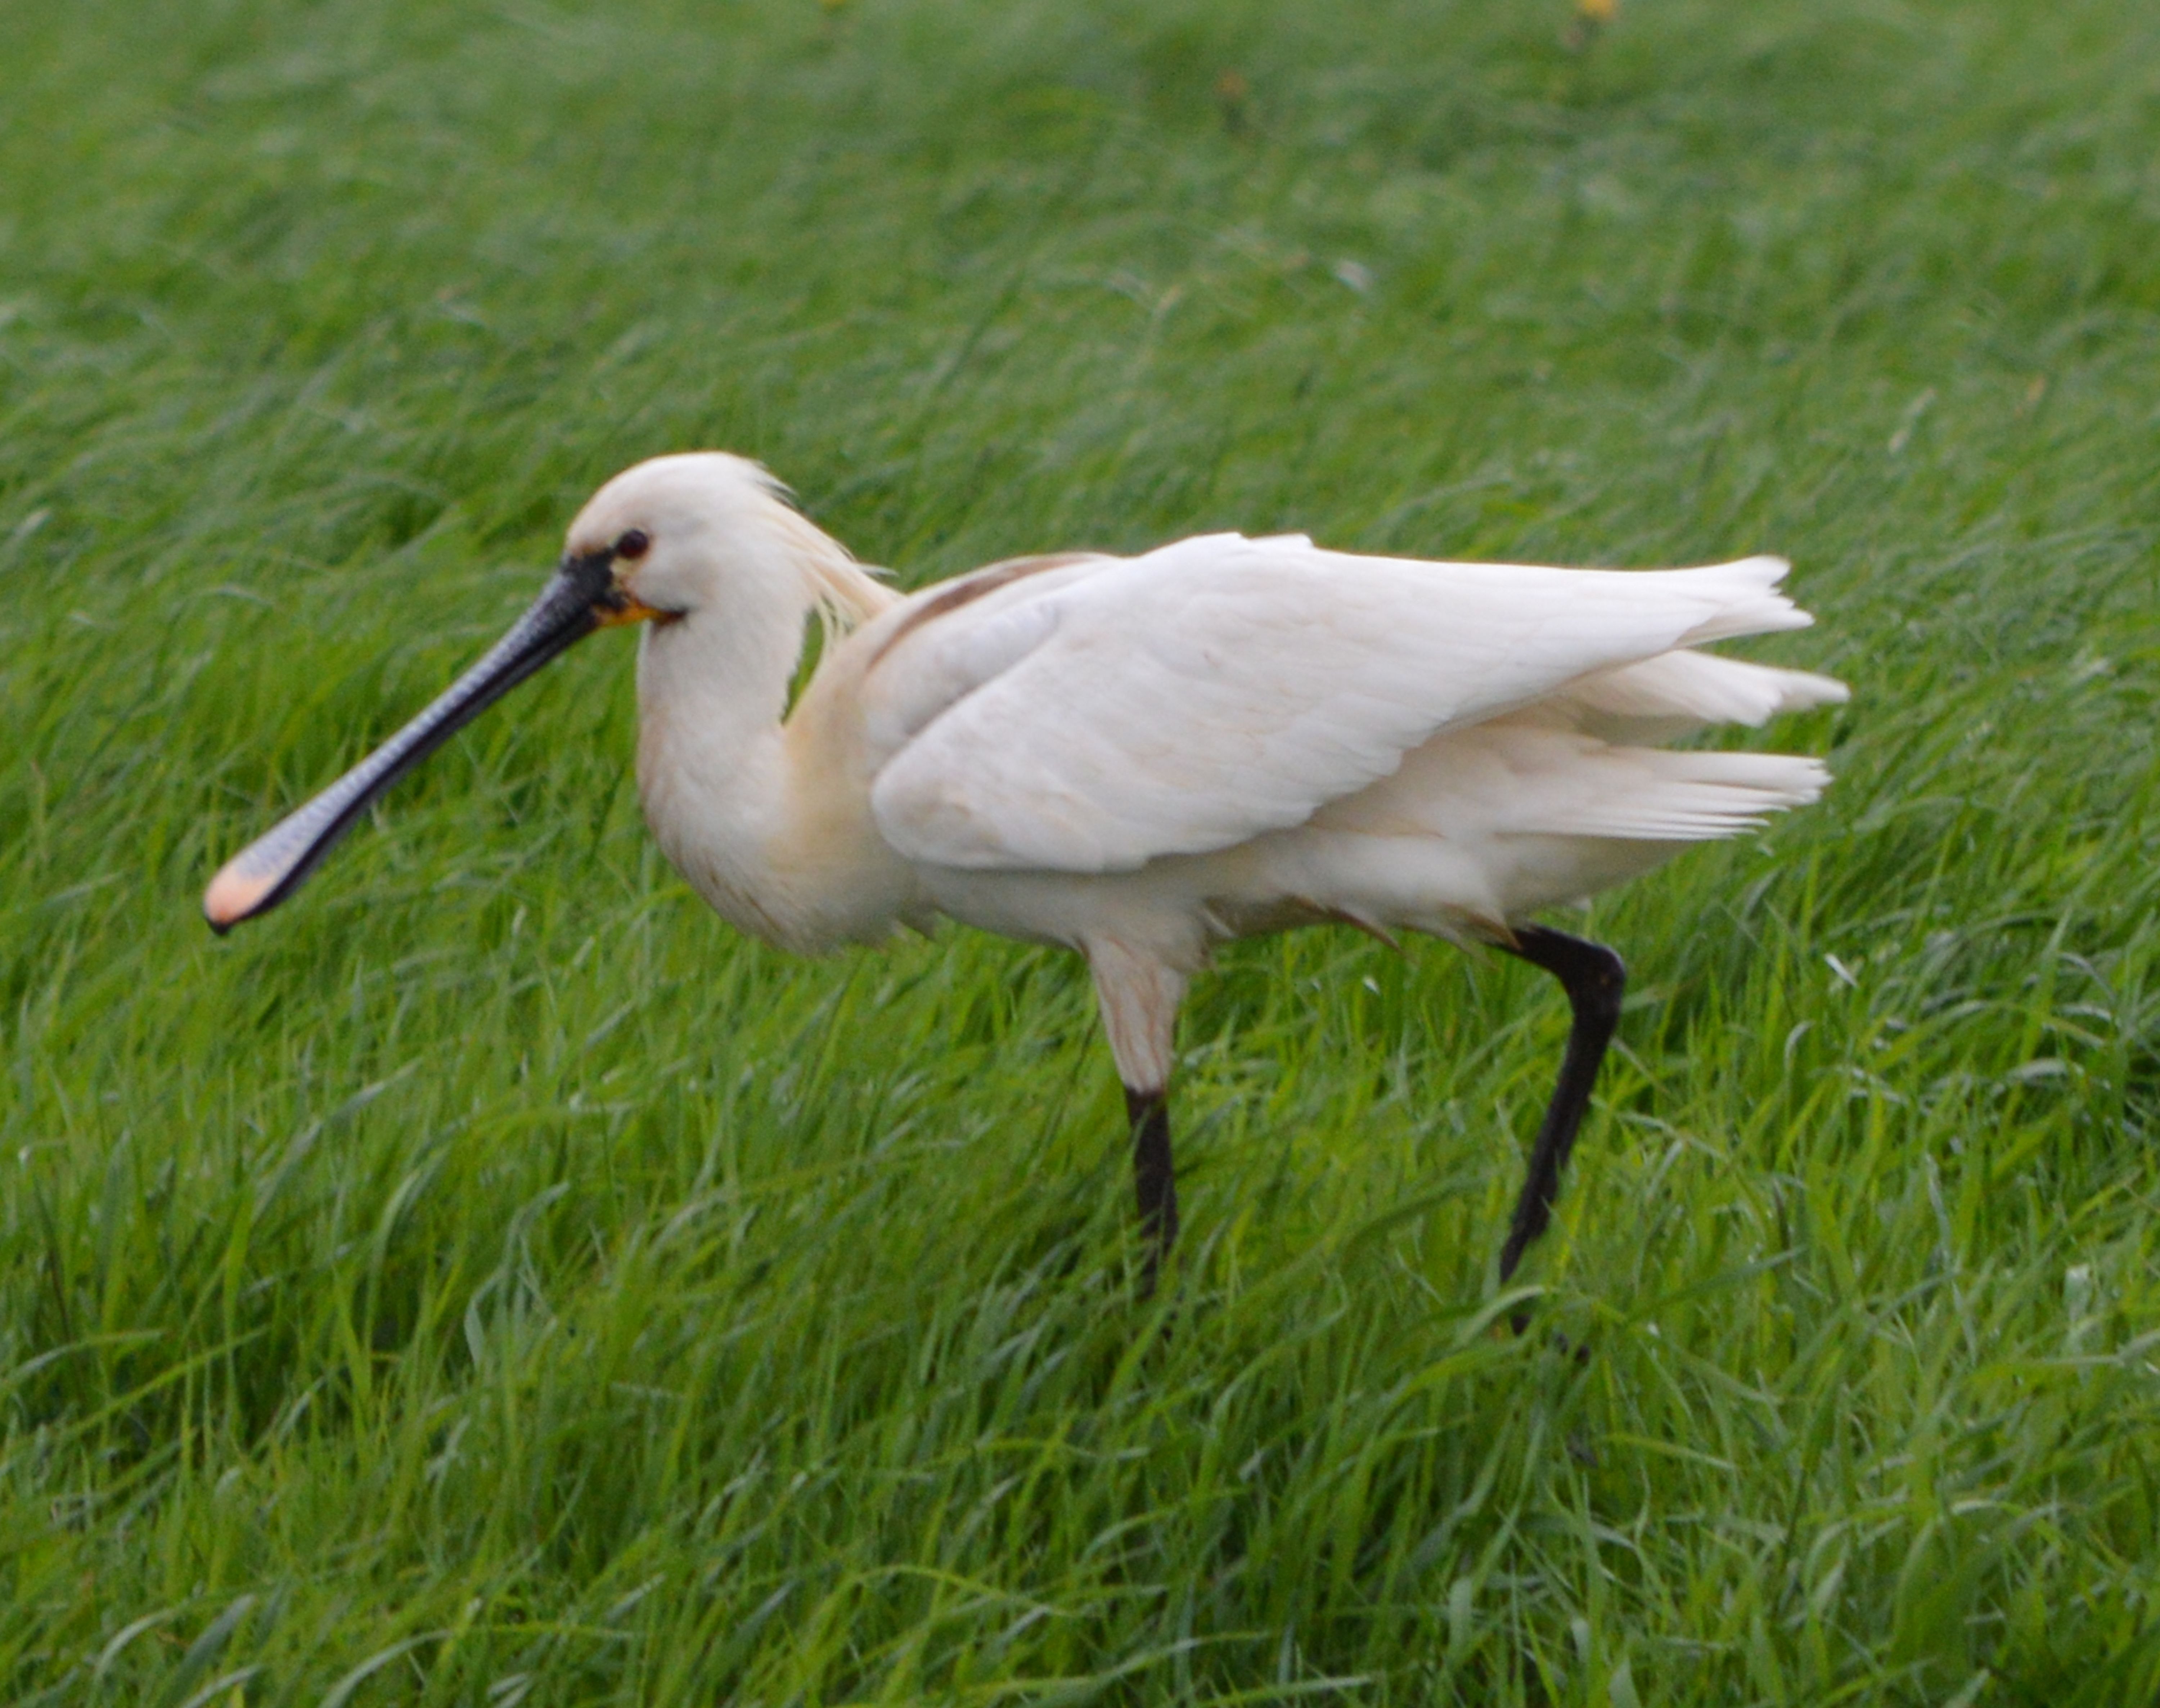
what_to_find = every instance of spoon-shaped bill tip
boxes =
[204,859,279,934]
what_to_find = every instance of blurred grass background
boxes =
[3,0,2158,1701]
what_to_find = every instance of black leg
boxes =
[1496,925,1626,1283]
[1124,1086,1179,1293]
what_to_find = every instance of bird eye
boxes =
[615,529,651,561]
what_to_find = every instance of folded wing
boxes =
[862,533,1832,874]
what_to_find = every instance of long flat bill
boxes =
[203,556,608,932]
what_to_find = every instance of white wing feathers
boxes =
[1555,650,1849,745]
[863,534,1830,875]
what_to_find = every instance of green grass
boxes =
[4,0,2159,1700]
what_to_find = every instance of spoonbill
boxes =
[206,453,1845,1290]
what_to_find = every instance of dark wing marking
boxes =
[867,553,1105,672]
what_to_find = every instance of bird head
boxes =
[200,451,793,932]
[563,451,797,626]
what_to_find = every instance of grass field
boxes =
[5,0,2160,1700]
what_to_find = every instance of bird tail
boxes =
[1561,648,1848,743]
[1508,748,1834,841]
[1664,555,1818,646]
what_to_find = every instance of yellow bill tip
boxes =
[203,863,278,933]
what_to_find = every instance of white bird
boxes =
[206,453,1846,1292]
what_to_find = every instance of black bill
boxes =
[203,550,615,932]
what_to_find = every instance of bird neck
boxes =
[630,557,906,954]
[633,511,894,750]
[642,561,812,739]
[630,562,803,936]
